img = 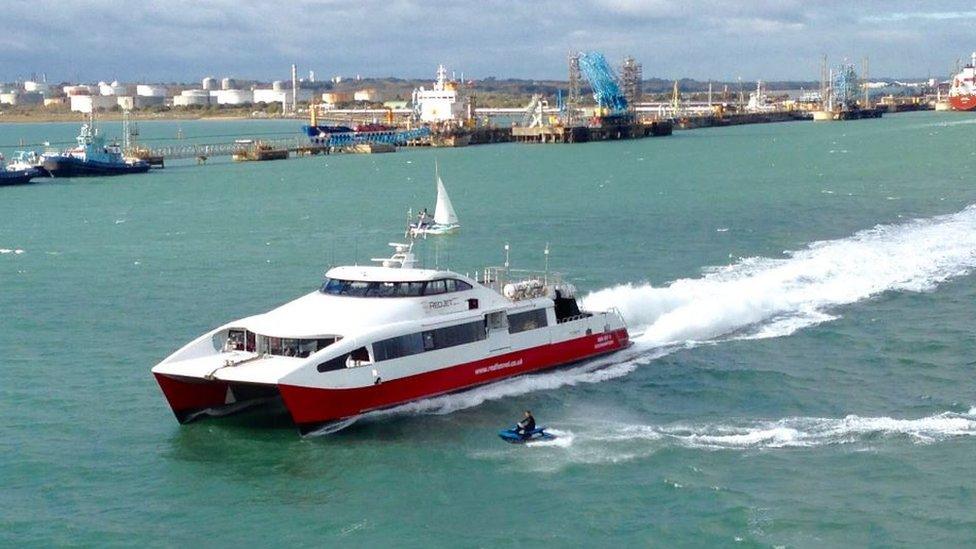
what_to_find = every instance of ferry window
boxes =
[350,347,370,362]
[226,329,245,351]
[487,311,507,331]
[317,353,349,372]
[261,336,339,358]
[444,279,473,292]
[321,278,345,294]
[508,309,549,334]
[343,281,372,297]
[424,320,487,351]
[397,282,425,297]
[373,332,426,361]
[298,340,318,358]
[322,278,426,298]
[368,282,398,297]
[267,337,282,355]
[424,279,447,295]
[346,347,371,367]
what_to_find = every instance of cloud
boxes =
[0,0,970,82]
[863,11,976,22]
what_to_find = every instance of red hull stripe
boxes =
[154,372,228,421]
[278,329,630,426]
[949,95,976,111]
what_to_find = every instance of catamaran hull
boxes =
[154,329,630,434]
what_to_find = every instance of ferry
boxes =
[151,242,630,434]
[40,117,150,177]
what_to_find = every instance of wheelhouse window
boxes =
[508,309,549,334]
[320,278,473,298]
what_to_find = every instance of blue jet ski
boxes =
[498,426,555,444]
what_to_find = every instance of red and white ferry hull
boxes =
[154,328,630,433]
[279,329,630,434]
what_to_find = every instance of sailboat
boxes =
[408,161,460,237]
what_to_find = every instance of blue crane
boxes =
[831,64,861,111]
[577,51,628,114]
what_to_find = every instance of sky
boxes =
[0,0,973,84]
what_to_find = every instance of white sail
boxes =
[433,168,459,226]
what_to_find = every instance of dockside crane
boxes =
[575,51,629,116]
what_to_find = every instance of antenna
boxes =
[504,243,510,270]
[544,242,550,285]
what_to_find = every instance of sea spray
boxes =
[381,205,976,419]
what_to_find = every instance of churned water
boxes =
[2,112,976,546]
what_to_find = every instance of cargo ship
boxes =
[40,117,149,177]
[151,241,630,435]
[948,52,976,111]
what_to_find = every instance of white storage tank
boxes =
[202,77,217,91]
[174,89,211,107]
[215,89,253,105]
[272,80,284,91]
[136,84,168,97]
[220,77,236,90]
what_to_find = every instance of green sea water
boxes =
[2,112,976,546]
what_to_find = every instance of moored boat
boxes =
[1,151,43,185]
[151,241,630,435]
[948,52,976,111]
[40,117,150,177]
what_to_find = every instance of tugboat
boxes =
[40,115,150,177]
[151,240,630,435]
[0,151,42,186]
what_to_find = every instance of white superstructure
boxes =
[412,64,465,123]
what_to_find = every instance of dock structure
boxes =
[135,136,314,162]
[512,120,672,143]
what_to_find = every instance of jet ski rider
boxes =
[516,410,536,437]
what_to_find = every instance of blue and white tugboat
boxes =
[40,116,149,177]
[0,151,42,186]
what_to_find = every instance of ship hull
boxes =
[154,329,631,433]
[42,156,150,177]
[281,328,630,434]
[0,168,40,186]
[949,94,976,111]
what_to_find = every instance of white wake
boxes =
[383,205,976,417]
[480,408,976,470]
